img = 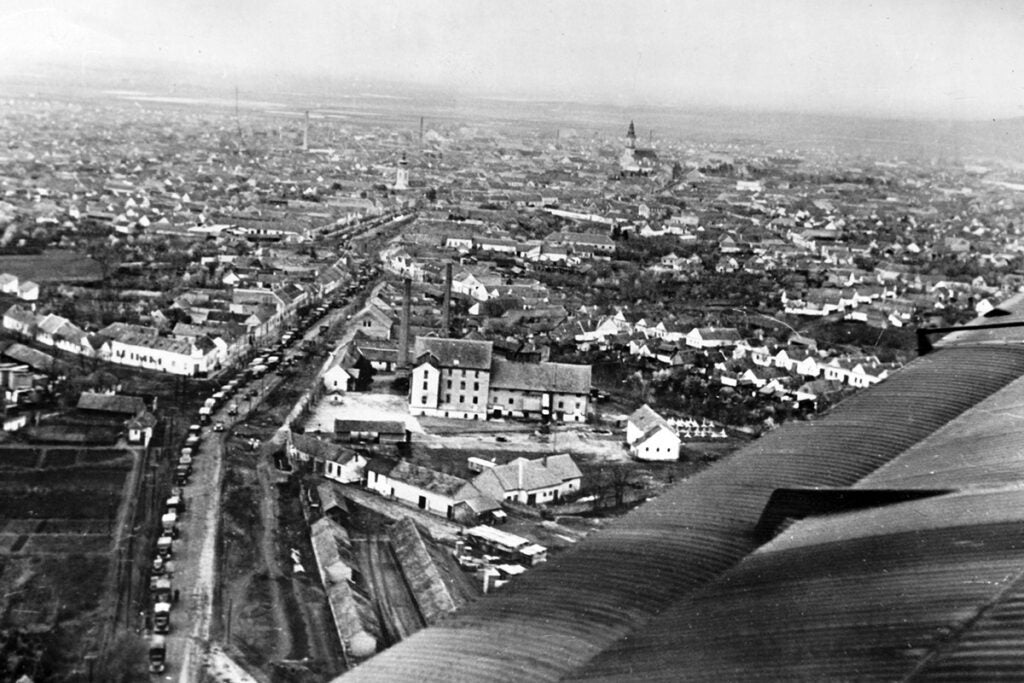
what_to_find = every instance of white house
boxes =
[366,459,489,520]
[2,305,36,336]
[289,432,367,484]
[471,455,582,505]
[0,274,18,295]
[686,327,742,349]
[127,412,158,447]
[323,361,358,392]
[626,404,681,461]
[17,281,39,302]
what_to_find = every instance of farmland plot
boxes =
[0,445,138,679]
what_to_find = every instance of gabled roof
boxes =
[291,432,358,463]
[473,457,563,496]
[76,392,146,415]
[37,314,70,335]
[385,460,475,498]
[489,359,591,394]
[540,453,582,482]
[334,419,407,435]
[628,404,672,434]
[413,336,493,371]
[127,411,158,429]
[3,304,36,326]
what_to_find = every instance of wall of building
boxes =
[366,471,454,518]
[633,428,681,461]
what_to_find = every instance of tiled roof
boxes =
[414,336,493,371]
[77,392,146,415]
[489,359,590,394]
[386,460,472,498]
[627,404,671,433]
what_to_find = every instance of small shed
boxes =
[127,411,158,446]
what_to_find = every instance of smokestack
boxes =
[419,116,424,144]
[399,278,412,368]
[442,263,453,336]
[303,110,309,151]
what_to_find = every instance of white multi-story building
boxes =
[409,337,591,422]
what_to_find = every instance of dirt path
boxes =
[254,455,295,662]
[172,428,225,683]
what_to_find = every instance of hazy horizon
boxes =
[3,0,1024,122]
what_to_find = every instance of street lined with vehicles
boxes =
[145,286,363,678]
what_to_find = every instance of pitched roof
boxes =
[3,342,54,371]
[3,304,36,326]
[539,453,582,482]
[473,457,562,496]
[334,419,407,435]
[414,336,493,371]
[628,404,672,433]
[76,392,146,415]
[489,359,591,394]
[386,460,474,498]
[127,411,158,429]
[291,432,358,463]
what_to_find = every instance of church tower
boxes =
[395,152,409,191]
[620,120,639,174]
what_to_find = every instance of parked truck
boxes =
[165,494,184,516]
[153,601,171,634]
[150,575,172,600]
[175,464,190,486]
[156,535,173,559]
[198,405,212,424]
[149,635,167,673]
[161,512,178,539]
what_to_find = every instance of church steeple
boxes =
[395,151,409,191]
[626,120,636,149]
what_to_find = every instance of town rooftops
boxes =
[413,336,493,371]
[489,359,591,394]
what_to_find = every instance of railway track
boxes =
[360,536,425,644]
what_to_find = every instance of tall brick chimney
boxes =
[399,278,412,368]
[442,262,453,336]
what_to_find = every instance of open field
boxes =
[0,447,138,679]
[0,250,103,283]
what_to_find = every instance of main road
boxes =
[158,296,364,681]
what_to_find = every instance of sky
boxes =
[2,0,1024,120]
